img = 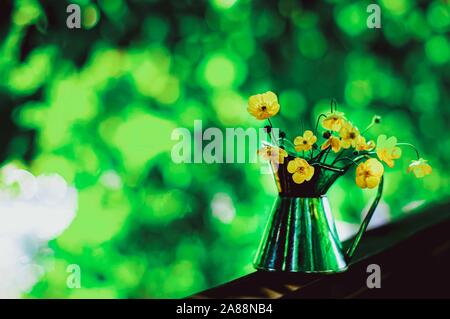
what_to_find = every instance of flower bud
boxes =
[373,115,381,124]
[322,131,331,139]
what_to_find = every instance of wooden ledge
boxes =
[191,202,450,299]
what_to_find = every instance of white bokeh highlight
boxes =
[0,164,77,298]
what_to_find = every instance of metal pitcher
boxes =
[254,155,384,273]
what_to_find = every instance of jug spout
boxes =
[254,196,348,273]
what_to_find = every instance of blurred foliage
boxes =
[0,0,449,298]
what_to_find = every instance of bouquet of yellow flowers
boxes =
[249,91,432,273]
[248,91,432,190]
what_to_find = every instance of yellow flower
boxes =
[287,158,315,184]
[376,135,402,168]
[294,130,317,152]
[355,136,375,151]
[257,145,288,165]
[321,136,341,153]
[356,158,384,189]
[407,158,432,178]
[339,122,360,149]
[322,111,346,131]
[247,91,280,120]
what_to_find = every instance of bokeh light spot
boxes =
[427,2,450,32]
[380,0,410,16]
[425,35,450,65]
[82,5,100,29]
[336,3,367,37]
[200,53,246,89]
[211,0,238,10]
[297,30,327,59]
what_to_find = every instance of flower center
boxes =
[303,140,307,144]
[261,106,267,111]
[349,132,356,139]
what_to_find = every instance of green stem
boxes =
[331,98,337,112]
[266,118,278,146]
[309,147,316,160]
[315,162,344,173]
[334,157,360,167]
[331,148,348,165]
[338,152,375,171]
[361,122,374,134]
[352,152,376,163]
[314,113,327,137]
[396,143,420,159]
[322,147,331,164]
[312,148,328,163]
[283,139,296,153]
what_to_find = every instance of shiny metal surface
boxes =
[254,196,348,272]
[254,159,384,273]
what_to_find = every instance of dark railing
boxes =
[191,202,450,298]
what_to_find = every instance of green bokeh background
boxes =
[0,0,449,298]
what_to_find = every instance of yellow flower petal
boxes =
[304,130,314,139]
[366,158,384,176]
[295,144,311,152]
[392,147,402,158]
[341,139,351,149]
[247,91,280,120]
[264,91,278,105]
[287,158,315,184]
[292,172,306,184]
[355,158,384,189]
[376,135,402,167]
[321,136,341,153]
[294,130,317,152]
[356,175,367,188]
[356,136,375,151]
[331,138,341,152]
[293,136,303,145]
[305,165,315,181]
[278,148,288,164]
[366,176,381,189]
[322,111,346,131]
[339,123,360,149]
[287,160,298,173]
[258,146,288,165]
[248,95,262,109]
[408,158,432,178]
[296,158,308,167]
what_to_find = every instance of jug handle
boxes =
[346,176,384,261]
